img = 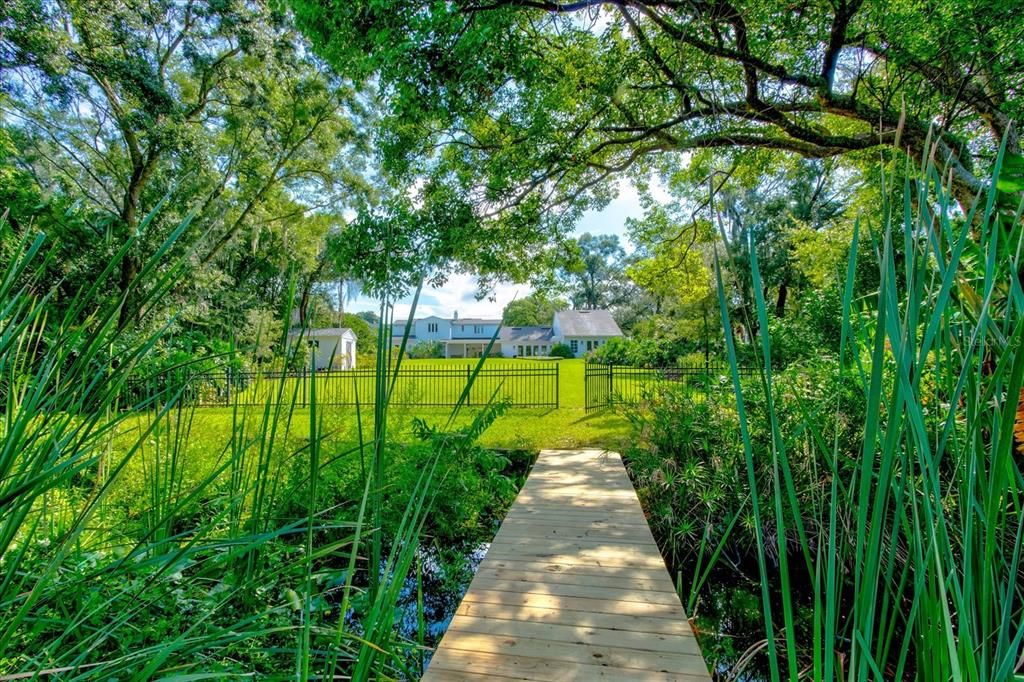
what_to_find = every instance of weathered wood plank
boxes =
[422,448,710,681]
[466,578,685,605]
[433,631,709,675]
[427,649,709,682]
[444,615,702,655]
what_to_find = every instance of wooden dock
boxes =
[423,449,711,681]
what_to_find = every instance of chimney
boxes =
[453,310,459,320]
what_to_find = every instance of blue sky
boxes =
[345,181,647,320]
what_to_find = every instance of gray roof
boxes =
[392,316,500,326]
[290,327,356,339]
[453,318,501,325]
[554,309,622,337]
[501,326,554,343]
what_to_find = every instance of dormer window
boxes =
[427,322,438,333]
[474,325,483,334]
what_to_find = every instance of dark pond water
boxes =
[338,449,535,676]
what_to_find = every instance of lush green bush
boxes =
[407,340,444,359]
[624,357,863,564]
[549,342,574,359]
[590,335,697,367]
[340,312,376,349]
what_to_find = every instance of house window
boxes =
[427,322,438,333]
[517,345,524,356]
[474,325,483,334]
[570,339,578,354]
[586,340,593,351]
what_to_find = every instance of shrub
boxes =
[589,336,694,367]
[406,340,444,358]
[549,342,574,358]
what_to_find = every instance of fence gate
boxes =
[584,363,613,412]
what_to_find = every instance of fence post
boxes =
[555,363,560,408]
[607,364,613,408]
[225,367,231,407]
[466,365,472,406]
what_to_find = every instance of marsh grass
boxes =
[0,209,511,679]
[706,140,1024,679]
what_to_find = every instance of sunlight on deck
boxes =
[423,449,711,681]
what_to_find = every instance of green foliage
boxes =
[2,0,370,336]
[406,340,444,359]
[696,150,1023,679]
[340,312,375,349]
[502,292,568,326]
[562,233,628,310]
[590,336,700,367]
[548,342,574,359]
[355,310,380,325]
[291,0,1020,225]
[0,214,520,678]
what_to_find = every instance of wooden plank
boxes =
[474,566,675,592]
[467,578,684,605]
[454,601,694,636]
[482,547,669,570]
[497,518,654,533]
[479,557,680,582]
[445,615,702,656]
[427,650,709,682]
[423,448,710,681]
[434,631,710,675]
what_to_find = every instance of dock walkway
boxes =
[423,448,711,681]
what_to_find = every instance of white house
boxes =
[392,311,503,358]
[499,326,555,358]
[551,309,622,357]
[290,327,358,369]
[394,309,622,359]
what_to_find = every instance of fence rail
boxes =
[584,362,757,412]
[127,364,560,410]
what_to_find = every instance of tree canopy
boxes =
[292,0,1024,217]
[2,0,370,332]
[502,292,569,326]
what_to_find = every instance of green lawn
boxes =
[110,358,630,515]
[121,358,630,470]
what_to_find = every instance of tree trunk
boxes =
[117,256,140,326]
[338,279,345,324]
[775,282,788,318]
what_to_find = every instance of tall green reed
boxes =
[712,139,1024,680]
[0,206,506,679]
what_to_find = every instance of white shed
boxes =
[552,310,623,357]
[291,328,357,370]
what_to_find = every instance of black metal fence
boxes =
[584,362,757,412]
[126,364,560,410]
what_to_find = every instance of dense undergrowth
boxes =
[0,215,522,678]
[624,152,1024,680]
